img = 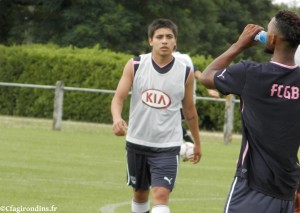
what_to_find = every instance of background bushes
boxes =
[0,44,241,132]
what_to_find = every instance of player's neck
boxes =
[271,45,297,66]
[151,53,173,67]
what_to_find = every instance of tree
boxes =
[0,0,296,60]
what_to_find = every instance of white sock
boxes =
[151,205,170,213]
[132,200,150,213]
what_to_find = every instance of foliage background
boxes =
[1,0,298,59]
[0,44,129,122]
[0,0,299,132]
[0,44,227,130]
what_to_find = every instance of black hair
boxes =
[275,10,300,47]
[147,18,178,39]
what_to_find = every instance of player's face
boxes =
[149,28,176,57]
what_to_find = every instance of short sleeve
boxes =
[214,61,247,96]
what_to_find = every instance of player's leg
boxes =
[132,189,150,213]
[148,154,179,213]
[151,187,170,213]
[127,150,151,213]
[151,205,170,213]
[224,177,294,213]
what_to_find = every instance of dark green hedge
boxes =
[0,44,129,123]
[0,44,241,132]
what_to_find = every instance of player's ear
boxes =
[148,37,153,46]
[269,34,277,45]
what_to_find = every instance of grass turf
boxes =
[0,116,241,213]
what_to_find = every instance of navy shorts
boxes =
[126,150,179,191]
[224,177,294,213]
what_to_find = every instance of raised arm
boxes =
[194,69,220,98]
[111,59,134,136]
[200,24,263,89]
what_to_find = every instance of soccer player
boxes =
[111,18,201,213]
[295,46,300,213]
[200,10,300,213]
[173,51,220,144]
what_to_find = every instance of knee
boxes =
[134,189,150,203]
[152,187,170,204]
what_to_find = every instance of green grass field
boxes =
[0,116,242,213]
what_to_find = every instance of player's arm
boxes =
[295,183,300,213]
[200,24,263,89]
[182,70,201,164]
[111,59,133,136]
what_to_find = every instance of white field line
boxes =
[99,198,225,213]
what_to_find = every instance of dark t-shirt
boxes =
[214,61,300,200]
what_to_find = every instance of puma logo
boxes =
[217,69,227,79]
[164,176,173,185]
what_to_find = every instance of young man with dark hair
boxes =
[111,18,201,213]
[200,10,300,213]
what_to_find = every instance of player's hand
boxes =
[236,24,264,49]
[207,89,220,98]
[190,143,201,164]
[112,118,127,136]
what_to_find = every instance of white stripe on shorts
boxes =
[225,177,238,213]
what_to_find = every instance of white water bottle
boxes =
[254,31,267,43]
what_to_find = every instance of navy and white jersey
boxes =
[214,61,300,200]
[126,53,190,156]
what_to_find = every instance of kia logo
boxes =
[141,89,171,109]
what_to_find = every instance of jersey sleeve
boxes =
[213,61,247,96]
